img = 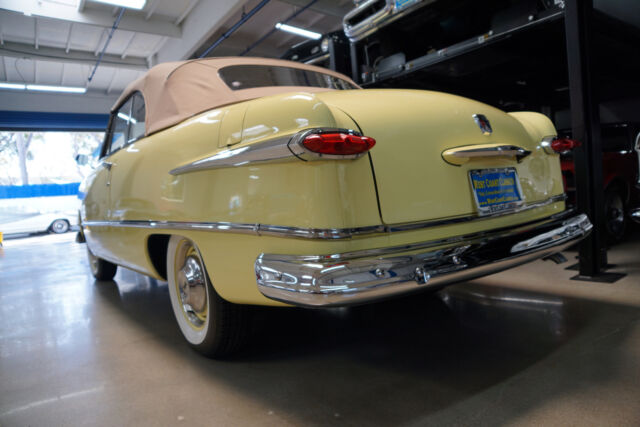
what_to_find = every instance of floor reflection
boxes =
[2,233,639,426]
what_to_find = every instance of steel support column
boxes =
[564,0,608,277]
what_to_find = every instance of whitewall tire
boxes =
[166,235,249,358]
[50,219,70,234]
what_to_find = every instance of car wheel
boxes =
[167,235,249,358]
[50,219,70,234]
[604,187,626,243]
[87,247,118,280]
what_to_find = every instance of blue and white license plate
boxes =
[469,168,524,215]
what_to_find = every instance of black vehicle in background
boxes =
[343,0,565,86]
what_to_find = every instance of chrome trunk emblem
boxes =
[473,114,492,135]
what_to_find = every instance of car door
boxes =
[99,93,150,269]
[83,112,124,258]
[106,92,147,222]
[85,96,134,261]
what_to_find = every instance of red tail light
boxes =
[551,138,581,153]
[302,132,376,156]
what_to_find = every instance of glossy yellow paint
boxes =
[83,89,566,306]
[315,90,564,224]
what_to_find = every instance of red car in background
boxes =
[559,123,640,242]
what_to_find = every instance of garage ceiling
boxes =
[0,0,351,114]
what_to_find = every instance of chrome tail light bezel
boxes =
[287,128,374,161]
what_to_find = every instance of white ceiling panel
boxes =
[70,23,110,53]
[37,17,73,48]
[34,60,64,85]
[0,0,349,114]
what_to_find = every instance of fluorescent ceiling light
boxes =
[0,83,86,93]
[26,85,87,93]
[91,0,147,10]
[0,82,26,90]
[275,23,322,40]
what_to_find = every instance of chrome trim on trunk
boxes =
[83,194,568,240]
[255,214,592,307]
[442,145,531,164]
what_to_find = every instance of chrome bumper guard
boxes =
[255,214,592,307]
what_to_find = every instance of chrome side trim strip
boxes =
[170,135,294,175]
[169,128,367,175]
[255,214,592,307]
[83,194,567,240]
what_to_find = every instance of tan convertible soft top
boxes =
[113,57,360,136]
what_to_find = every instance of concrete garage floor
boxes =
[1,231,639,426]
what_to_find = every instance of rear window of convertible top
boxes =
[218,65,358,91]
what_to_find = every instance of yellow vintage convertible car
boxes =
[80,57,592,357]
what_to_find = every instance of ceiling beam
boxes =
[0,0,181,38]
[0,41,148,72]
[145,0,159,20]
[106,68,117,94]
[34,17,39,49]
[175,0,199,26]
[156,0,244,62]
[65,23,73,53]
[94,29,107,56]
[120,32,136,59]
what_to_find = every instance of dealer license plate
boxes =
[469,168,524,215]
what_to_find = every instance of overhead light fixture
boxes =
[275,23,322,40]
[26,84,87,93]
[0,82,26,90]
[91,0,147,10]
[0,82,87,94]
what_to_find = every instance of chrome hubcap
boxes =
[176,248,207,328]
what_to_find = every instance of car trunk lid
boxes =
[316,89,557,225]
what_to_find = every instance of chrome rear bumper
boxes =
[255,213,592,307]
